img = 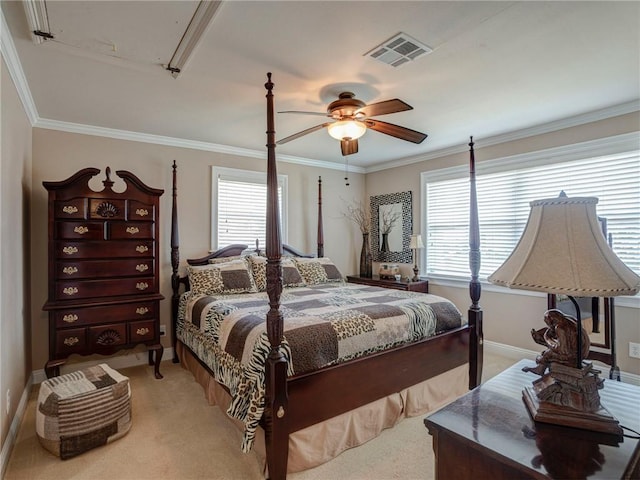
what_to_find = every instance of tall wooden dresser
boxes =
[43,167,164,379]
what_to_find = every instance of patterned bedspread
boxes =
[177,282,463,451]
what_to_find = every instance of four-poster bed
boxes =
[169,73,483,479]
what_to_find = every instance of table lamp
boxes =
[488,192,640,435]
[410,234,424,282]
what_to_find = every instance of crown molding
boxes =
[0,7,39,124]
[366,100,640,173]
[33,117,365,173]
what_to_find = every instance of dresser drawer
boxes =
[55,277,156,300]
[128,201,155,221]
[56,240,155,259]
[89,323,127,348]
[129,320,157,342]
[53,301,157,328]
[89,199,126,220]
[109,222,154,240]
[54,198,87,219]
[56,259,154,279]
[56,221,105,240]
[55,328,86,354]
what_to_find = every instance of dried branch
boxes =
[342,199,371,234]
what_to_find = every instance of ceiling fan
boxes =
[276,92,428,156]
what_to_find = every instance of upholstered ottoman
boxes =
[36,364,131,459]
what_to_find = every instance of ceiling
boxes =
[3,1,639,170]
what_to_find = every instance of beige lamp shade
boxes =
[488,194,640,297]
[410,234,424,249]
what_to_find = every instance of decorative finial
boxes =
[103,166,114,189]
[265,72,274,91]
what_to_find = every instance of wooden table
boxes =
[424,359,640,479]
[346,275,429,293]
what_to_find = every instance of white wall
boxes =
[0,56,33,462]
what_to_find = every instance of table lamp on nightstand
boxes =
[488,192,640,436]
[410,234,424,282]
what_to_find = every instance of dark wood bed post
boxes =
[264,73,289,480]
[170,160,181,363]
[317,176,324,258]
[467,137,484,389]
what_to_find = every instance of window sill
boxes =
[424,275,640,309]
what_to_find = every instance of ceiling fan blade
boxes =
[365,119,427,144]
[341,139,359,156]
[276,123,331,144]
[356,99,413,118]
[278,110,330,117]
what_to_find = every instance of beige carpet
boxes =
[4,353,517,480]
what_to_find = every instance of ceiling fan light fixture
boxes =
[327,120,366,141]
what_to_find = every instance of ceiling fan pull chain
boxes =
[344,154,350,186]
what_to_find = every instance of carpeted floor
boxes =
[4,353,517,480]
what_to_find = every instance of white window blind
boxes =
[212,167,287,251]
[424,151,640,279]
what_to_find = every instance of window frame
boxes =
[211,166,288,252]
[419,132,639,307]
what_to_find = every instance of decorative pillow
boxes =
[294,257,343,284]
[249,256,306,291]
[248,256,268,291]
[188,258,258,295]
[282,257,307,288]
[315,257,343,282]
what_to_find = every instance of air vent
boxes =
[365,33,432,68]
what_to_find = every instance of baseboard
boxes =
[484,340,640,386]
[31,347,175,384]
[0,374,33,479]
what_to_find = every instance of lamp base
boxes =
[412,264,419,282]
[522,362,622,436]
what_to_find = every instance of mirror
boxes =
[370,191,413,263]
[547,295,610,349]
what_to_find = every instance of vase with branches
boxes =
[343,200,372,277]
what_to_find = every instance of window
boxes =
[421,135,639,282]
[211,167,287,251]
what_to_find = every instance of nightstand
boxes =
[346,275,429,293]
[424,359,640,479]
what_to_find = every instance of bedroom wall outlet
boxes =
[159,324,166,336]
[5,389,10,415]
[630,342,640,359]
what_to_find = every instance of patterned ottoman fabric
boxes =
[36,364,131,459]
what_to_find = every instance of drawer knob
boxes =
[136,282,149,290]
[126,226,140,235]
[63,286,78,296]
[62,314,78,323]
[136,327,150,336]
[136,306,149,315]
[63,336,79,346]
[62,205,78,214]
[135,264,149,272]
[62,246,78,255]
[136,208,149,217]
[136,245,148,253]
[62,266,78,275]
[73,226,89,234]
